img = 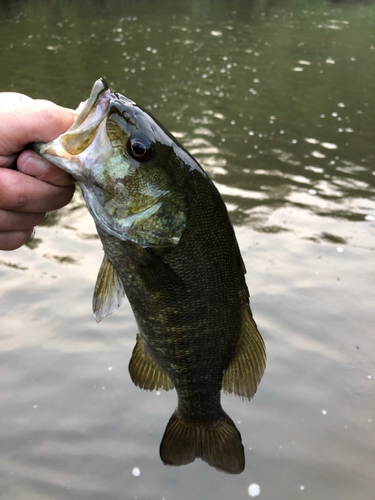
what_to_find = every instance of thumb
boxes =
[0,93,76,156]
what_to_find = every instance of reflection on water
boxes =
[0,0,374,499]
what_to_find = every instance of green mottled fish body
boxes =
[34,79,266,474]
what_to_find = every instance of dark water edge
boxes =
[0,0,374,499]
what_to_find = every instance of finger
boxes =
[0,153,18,169]
[0,208,45,232]
[0,99,75,156]
[0,169,75,213]
[0,92,33,106]
[0,229,34,251]
[17,150,76,187]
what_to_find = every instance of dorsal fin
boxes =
[222,306,266,400]
[93,255,125,323]
[129,334,174,391]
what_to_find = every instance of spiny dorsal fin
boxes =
[160,409,245,474]
[129,334,174,391]
[222,306,266,400]
[93,255,125,323]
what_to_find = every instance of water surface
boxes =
[0,1,374,499]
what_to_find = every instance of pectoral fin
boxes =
[93,255,125,323]
[129,334,174,391]
[222,306,266,400]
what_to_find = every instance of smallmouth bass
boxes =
[34,79,266,474]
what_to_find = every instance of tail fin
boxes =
[159,409,245,474]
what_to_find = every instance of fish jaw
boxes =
[34,139,86,182]
[33,78,113,184]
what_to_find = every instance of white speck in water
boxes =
[309,189,317,195]
[248,131,254,136]
[108,366,113,371]
[322,409,327,415]
[132,467,141,477]
[321,142,338,149]
[292,67,303,72]
[326,57,335,64]
[101,386,106,390]
[365,215,374,221]
[368,419,372,423]
[292,139,297,144]
[248,483,260,497]
[332,112,338,117]
[33,405,38,409]
[298,60,311,65]
[338,102,345,107]
[280,130,285,134]
[351,57,356,61]
[237,420,242,424]
[300,485,305,491]
[304,137,320,144]
[210,30,222,37]
[336,247,344,253]
[155,391,161,396]
[311,150,326,159]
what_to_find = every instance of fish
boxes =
[34,78,266,474]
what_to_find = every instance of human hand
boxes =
[0,92,76,251]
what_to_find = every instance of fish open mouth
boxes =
[33,78,113,177]
[59,79,112,155]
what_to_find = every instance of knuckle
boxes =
[0,170,27,210]
[12,182,28,210]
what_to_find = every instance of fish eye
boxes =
[127,137,152,162]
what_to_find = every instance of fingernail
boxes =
[22,155,48,177]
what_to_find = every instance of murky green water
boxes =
[1,0,374,498]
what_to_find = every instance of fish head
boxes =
[34,78,189,248]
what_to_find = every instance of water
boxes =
[0,0,374,498]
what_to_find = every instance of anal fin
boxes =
[129,334,174,391]
[222,306,266,400]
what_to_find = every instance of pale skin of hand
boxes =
[0,92,76,251]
